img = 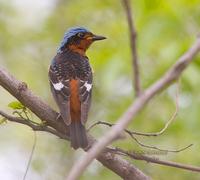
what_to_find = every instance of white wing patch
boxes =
[53,82,64,90]
[84,82,92,92]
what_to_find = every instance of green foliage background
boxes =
[0,0,200,179]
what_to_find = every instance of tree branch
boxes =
[0,67,150,180]
[0,110,68,140]
[112,148,200,173]
[122,0,141,96]
[88,120,193,154]
[66,37,200,180]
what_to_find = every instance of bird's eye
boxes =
[77,32,84,38]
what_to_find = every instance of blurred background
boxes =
[0,0,200,179]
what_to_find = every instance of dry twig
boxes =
[87,82,183,153]
[0,110,69,140]
[23,131,37,180]
[111,148,200,173]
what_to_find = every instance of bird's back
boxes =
[49,50,92,149]
[51,50,91,79]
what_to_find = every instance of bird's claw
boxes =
[56,113,62,121]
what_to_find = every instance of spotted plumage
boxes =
[49,50,93,125]
[49,27,106,149]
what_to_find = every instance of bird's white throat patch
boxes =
[53,82,64,90]
[84,82,92,91]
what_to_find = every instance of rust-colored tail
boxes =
[69,121,88,149]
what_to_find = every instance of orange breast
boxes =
[70,79,81,121]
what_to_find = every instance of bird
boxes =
[48,27,106,149]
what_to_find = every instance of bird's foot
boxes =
[56,113,62,121]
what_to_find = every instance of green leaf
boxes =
[8,101,25,110]
[0,118,7,124]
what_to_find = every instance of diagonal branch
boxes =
[122,0,141,96]
[66,37,200,180]
[112,148,200,173]
[0,67,150,180]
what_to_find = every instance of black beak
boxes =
[92,35,107,41]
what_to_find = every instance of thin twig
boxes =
[0,110,69,140]
[23,131,37,180]
[88,120,193,153]
[138,81,180,136]
[122,0,141,97]
[88,81,180,137]
[66,38,200,180]
[88,82,182,153]
[13,111,24,119]
[23,108,31,121]
[111,148,200,173]
[129,133,193,153]
[13,110,41,126]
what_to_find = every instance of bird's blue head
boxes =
[57,27,106,54]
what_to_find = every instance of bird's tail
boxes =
[69,121,88,149]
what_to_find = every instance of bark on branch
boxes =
[0,67,149,180]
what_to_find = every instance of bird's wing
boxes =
[49,61,71,125]
[79,73,93,125]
